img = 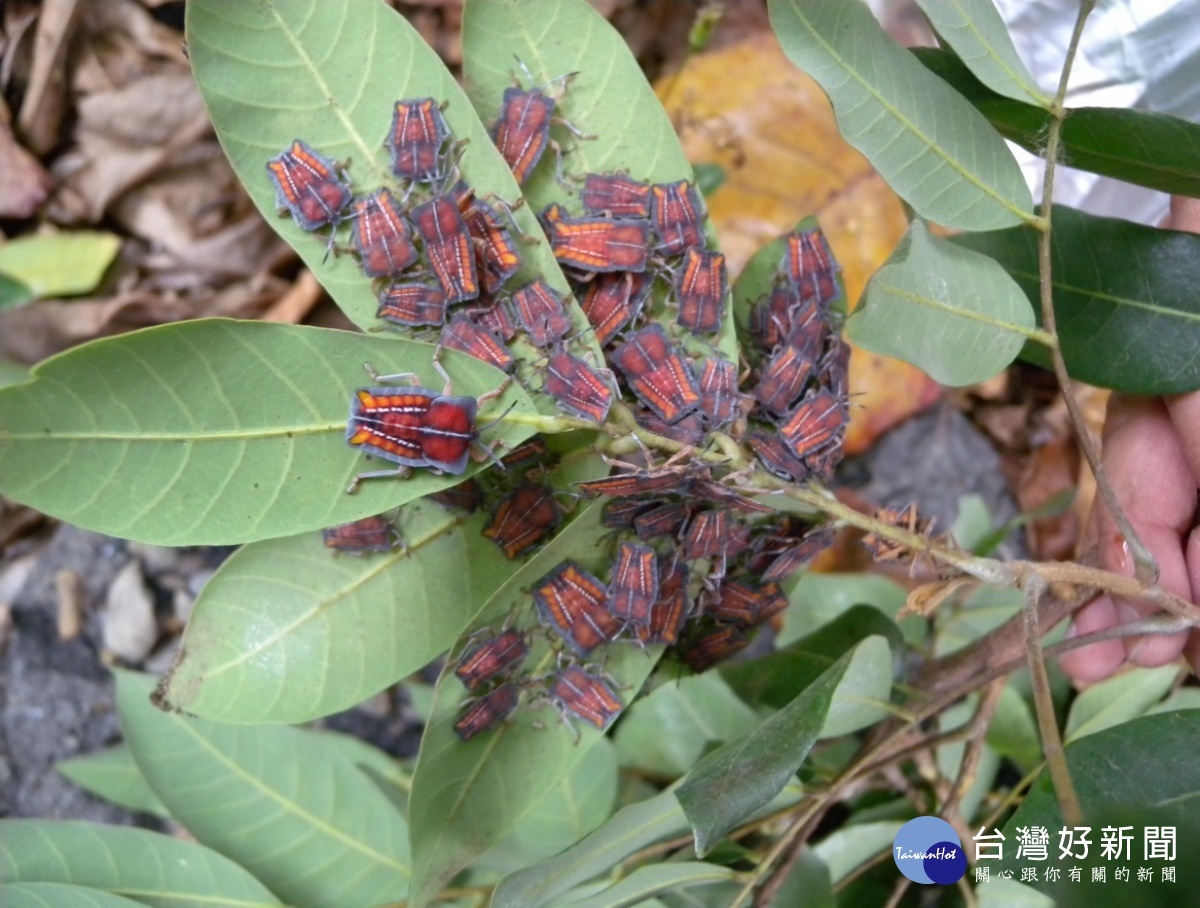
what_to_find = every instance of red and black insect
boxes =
[779,389,846,462]
[682,509,733,560]
[697,358,740,427]
[748,284,801,353]
[465,296,518,342]
[345,355,508,492]
[441,314,516,373]
[500,436,550,476]
[454,628,529,692]
[385,97,451,184]
[610,324,702,424]
[676,623,748,673]
[452,183,523,294]
[600,497,657,530]
[705,578,788,628]
[784,227,839,289]
[428,478,484,514]
[674,248,727,335]
[580,271,649,347]
[412,194,480,304]
[607,541,659,626]
[761,525,835,583]
[581,172,652,219]
[377,282,448,328]
[482,483,562,559]
[650,180,706,256]
[634,408,706,446]
[533,562,621,657]
[350,188,419,278]
[543,349,616,423]
[689,478,774,514]
[548,215,652,274]
[550,666,624,731]
[636,559,689,646]
[266,140,352,231]
[746,428,810,483]
[818,336,851,405]
[511,279,573,347]
[756,342,815,418]
[577,451,701,499]
[492,85,557,185]
[454,683,520,742]
[321,514,403,554]
[634,501,692,542]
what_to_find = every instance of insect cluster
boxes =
[272,66,852,743]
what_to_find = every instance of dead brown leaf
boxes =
[16,0,80,154]
[0,96,52,218]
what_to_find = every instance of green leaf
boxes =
[560,862,737,908]
[916,47,1200,197]
[0,820,280,906]
[954,205,1200,394]
[986,683,1042,773]
[0,320,532,546]
[406,503,659,907]
[0,272,33,310]
[156,500,516,722]
[1064,665,1181,743]
[812,821,903,885]
[763,848,834,908]
[115,671,411,907]
[778,573,911,646]
[487,739,618,867]
[0,358,31,388]
[934,585,1023,656]
[723,605,902,718]
[55,745,169,818]
[912,0,1050,106]
[676,638,884,855]
[768,0,1032,230]
[491,788,690,908]
[613,673,759,777]
[0,232,120,300]
[998,710,1200,899]
[461,0,739,364]
[186,0,569,337]
[849,219,1037,386]
[2,883,151,908]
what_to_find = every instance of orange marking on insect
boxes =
[610,324,701,424]
[549,217,652,273]
[533,562,620,657]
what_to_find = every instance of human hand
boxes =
[1059,196,1200,683]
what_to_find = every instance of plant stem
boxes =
[1035,0,1158,585]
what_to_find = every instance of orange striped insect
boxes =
[779,389,846,462]
[697,358,740,427]
[633,501,692,542]
[377,282,448,328]
[454,683,520,742]
[650,180,705,256]
[454,628,529,692]
[350,188,419,278]
[577,451,700,499]
[550,666,624,731]
[544,350,615,423]
[580,271,650,347]
[385,97,451,184]
[452,182,523,294]
[492,86,558,184]
[464,296,518,342]
[600,497,657,530]
[412,194,479,304]
[345,354,509,491]
[512,279,573,347]
[482,483,562,559]
[783,227,840,292]
[500,436,550,476]
[582,172,652,219]
[756,342,815,417]
[674,248,726,335]
[549,216,652,273]
[761,525,835,583]
[533,562,621,657]
[266,140,352,231]
[746,427,810,483]
[689,477,774,514]
[636,559,689,646]
[321,514,403,554]
[634,407,705,446]
[607,541,659,626]
[441,314,515,373]
[706,578,788,628]
[819,336,851,405]
[682,509,734,560]
[610,324,701,424]
[677,623,748,672]
[748,284,802,353]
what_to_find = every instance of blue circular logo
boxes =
[893,817,966,885]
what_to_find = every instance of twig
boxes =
[1034,0,1158,585]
